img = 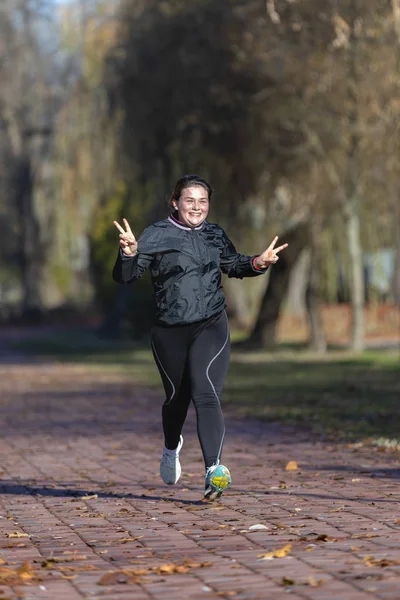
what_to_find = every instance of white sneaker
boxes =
[160,435,183,485]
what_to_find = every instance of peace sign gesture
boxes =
[113,218,138,256]
[254,236,288,269]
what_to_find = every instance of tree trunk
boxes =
[17,159,44,318]
[344,0,365,351]
[344,199,364,350]
[247,222,309,349]
[305,229,326,353]
[392,200,400,307]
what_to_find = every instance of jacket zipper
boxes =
[192,229,205,318]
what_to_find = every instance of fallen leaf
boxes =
[6,532,29,539]
[307,576,325,587]
[258,544,292,560]
[81,494,98,500]
[156,563,189,574]
[0,566,20,584]
[97,571,136,586]
[249,524,268,531]
[0,561,38,585]
[363,556,400,567]
[17,561,34,581]
[183,559,212,568]
[56,565,98,573]
[118,536,143,543]
[282,576,295,586]
[285,461,298,471]
[41,554,87,567]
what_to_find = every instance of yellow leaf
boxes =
[81,494,98,500]
[6,532,29,538]
[17,561,34,581]
[274,543,292,558]
[156,563,190,574]
[97,571,130,585]
[307,576,325,587]
[0,566,19,583]
[363,556,400,567]
[258,544,292,560]
[285,461,298,471]
[183,559,212,568]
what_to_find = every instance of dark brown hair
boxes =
[168,174,213,209]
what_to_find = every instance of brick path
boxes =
[1,358,400,599]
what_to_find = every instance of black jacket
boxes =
[112,214,267,326]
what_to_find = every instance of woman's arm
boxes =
[112,248,154,283]
[220,230,288,279]
[112,219,154,283]
[220,231,268,279]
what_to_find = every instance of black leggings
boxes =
[151,310,230,470]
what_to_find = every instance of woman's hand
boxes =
[113,218,138,256]
[254,236,288,269]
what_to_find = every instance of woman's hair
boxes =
[168,174,213,208]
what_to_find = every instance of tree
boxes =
[0,0,66,318]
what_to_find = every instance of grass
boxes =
[10,329,400,441]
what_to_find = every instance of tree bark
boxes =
[16,158,44,317]
[392,197,400,307]
[344,0,365,351]
[305,226,327,353]
[246,222,309,349]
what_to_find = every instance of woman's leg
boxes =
[151,326,192,450]
[188,311,230,469]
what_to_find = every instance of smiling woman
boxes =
[112,174,288,500]
[168,175,212,228]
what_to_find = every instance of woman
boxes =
[112,174,288,500]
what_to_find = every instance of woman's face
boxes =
[173,185,209,227]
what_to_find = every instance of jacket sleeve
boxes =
[112,227,155,284]
[220,230,268,279]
